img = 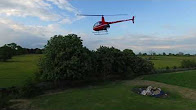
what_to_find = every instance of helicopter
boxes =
[77,14,135,35]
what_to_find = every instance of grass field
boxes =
[1,55,196,110]
[141,56,196,69]
[30,81,196,110]
[143,70,196,89]
[0,54,42,88]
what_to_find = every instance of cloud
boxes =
[0,0,84,48]
[46,0,78,13]
[0,0,80,22]
[83,33,196,54]
[0,18,72,48]
[0,0,61,21]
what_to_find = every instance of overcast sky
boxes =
[0,0,196,54]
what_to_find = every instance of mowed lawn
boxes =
[143,70,196,89]
[0,54,42,88]
[141,56,196,69]
[31,81,196,110]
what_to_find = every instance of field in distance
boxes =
[141,56,196,69]
[0,54,42,88]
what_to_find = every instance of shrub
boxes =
[181,60,196,68]
[166,66,170,70]
[0,89,10,109]
[131,57,155,76]
[173,66,177,69]
[20,78,43,98]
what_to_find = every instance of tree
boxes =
[169,53,173,56]
[5,43,27,55]
[35,48,43,54]
[138,52,142,56]
[143,53,147,56]
[123,49,135,56]
[38,34,92,81]
[0,46,13,61]
[162,52,166,56]
[177,52,184,56]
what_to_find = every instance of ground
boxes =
[141,56,196,69]
[0,54,42,88]
[26,79,196,110]
[143,70,196,89]
[1,55,196,110]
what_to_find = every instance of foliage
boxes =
[0,43,28,61]
[38,34,92,81]
[0,42,43,62]
[181,60,196,68]
[20,78,43,98]
[0,89,10,109]
[5,43,27,55]
[0,45,13,61]
[38,34,155,82]
[131,57,155,75]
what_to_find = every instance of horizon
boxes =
[0,0,196,54]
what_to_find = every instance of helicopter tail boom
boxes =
[108,16,135,24]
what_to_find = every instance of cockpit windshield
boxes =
[93,21,102,28]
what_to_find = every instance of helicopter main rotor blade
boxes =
[77,14,128,16]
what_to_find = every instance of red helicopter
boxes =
[77,14,135,35]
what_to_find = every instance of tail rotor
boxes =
[132,16,135,24]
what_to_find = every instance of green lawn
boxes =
[0,54,42,88]
[1,55,195,110]
[31,82,196,110]
[141,56,196,69]
[143,70,196,89]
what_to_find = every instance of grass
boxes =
[141,56,196,69]
[1,55,195,88]
[143,70,196,89]
[31,82,196,110]
[1,55,195,109]
[0,54,42,88]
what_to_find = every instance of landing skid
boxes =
[93,30,108,35]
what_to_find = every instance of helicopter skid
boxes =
[93,30,108,35]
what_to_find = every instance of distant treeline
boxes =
[137,51,195,56]
[0,43,43,61]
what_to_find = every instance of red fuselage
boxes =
[93,16,134,31]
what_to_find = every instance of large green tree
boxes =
[0,46,13,61]
[38,34,92,81]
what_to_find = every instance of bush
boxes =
[20,78,43,98]
[0,89,10,109]
[173,66,177,69]
[181,60,196,68]
[166,66,170,70]
[131,57,155,76]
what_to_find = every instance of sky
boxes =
[0,0,196,54]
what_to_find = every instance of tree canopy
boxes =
[37,34,155,81]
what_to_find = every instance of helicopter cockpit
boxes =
[93,21,102,28]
